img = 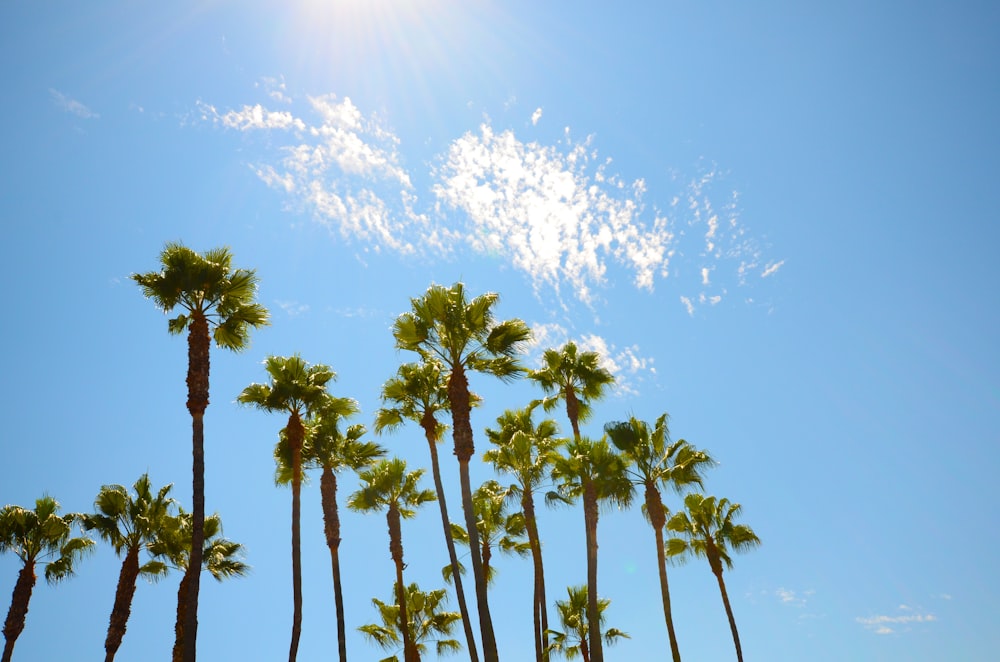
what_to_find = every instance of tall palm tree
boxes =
[545,585,628,662]
[82,474,176,662]
[133,242,268,662]
[149,511,249,662]
[393,282,531,662]
[1,497,94,662]
[528,342,614,441]
[445,480,531,586]
[666,494,761,662]
[348,458,436,662]
[304,396,385,662]
[359,582,462,662]
[549,437,632,662]
[374,361,479,662]
[483,407,563,662]
[604,414,714,662]
[238,354,334,662]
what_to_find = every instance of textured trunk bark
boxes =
[523,491,548,662]
[1,560,36,662]
[288,413,305,662]
[645,483,681,662]
[448,364,498,662]
[320,467,348,662]
[173,565,192,662]
[182,312,210,662]
[105,546,141,662]
[564,388,581,441]
[388,506,417,662]
[421,412,479,662]
[583,480,603,662]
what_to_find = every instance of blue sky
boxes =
[2,1,999,660]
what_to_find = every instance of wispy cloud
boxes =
[50,89,99,119]
[276,300,310,316]
[857,606,937,635]
[197,89,781,310]
[775,588,814,607]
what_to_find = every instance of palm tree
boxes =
[348,458,436,662]
[445,480,531,586]
[545,585,628,662]
[1,497,94,662]
[666,494,761,662]
[149,511,249,662]
[359,582,462,662]
[393,282,531,662]
[82,474,176,662]
[238,354,334,662]
[549,437,631,662]
[133,242,268,662]
[528,342,614,441]
[604,414,713,662]
[483,407,562,662]
[374,360,479,662]
[304,396,385,662]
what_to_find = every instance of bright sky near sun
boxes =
[2,1,999,661]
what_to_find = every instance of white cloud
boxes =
[50,89,99,119]
[776,588,813,607]
[857,610,937,635]
[276,300,309,316]
[198,91,782,312]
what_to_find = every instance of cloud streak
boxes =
[857,607,937,635]
[197,87,781,310]
[50,89,99,119]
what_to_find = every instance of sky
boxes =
[2,1,999,660]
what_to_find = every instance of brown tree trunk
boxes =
[707,542,743,662]
[564,388,581,441]
[1,560,36,662]
[320,467,348,662]
[523,491,549,662]
[105,546,141,662]
[448,364,498,662]
[646,483,681,662]
[583,479,603,662]
[173,565,192,662]
[387,506,417,662]
[288,413,305,662]
[421,412,479,662]
[182,312,210,662]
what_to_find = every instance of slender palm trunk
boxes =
[713,567,743,662]
[105,546,141,662]
[320,467,348,662]
[583,481,603,662]
[1,560,36,662]
[448,365,499,662]
[564,390,581,441]
[579,636,590,662]
[645,484,681,662]
[522,491,548,662]
[421,416,479,662]
[288,414,305,662]
[182,313,210,662]
[387,506,417,662]
[173,567,192,662]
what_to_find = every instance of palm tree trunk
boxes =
[387,506,416,662]
[583,481,603,662]
[173,568,192,662]
[1,560,36,662]
[522,491,549,662]
[422,420,479,662]
[105,546,141,662]
[564,389,581,441]
[645,485,681,662]
[182,312,210,662]
[713,568,743,662]
[288,414,305,662]
[320,467,348,662]
[448,365,499,662]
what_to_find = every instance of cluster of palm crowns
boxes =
[0,242,760,662]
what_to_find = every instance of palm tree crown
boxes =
[1,497,94,662]
[528,342,615,441]
[359,583,463,661]
[546,585,629,662]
